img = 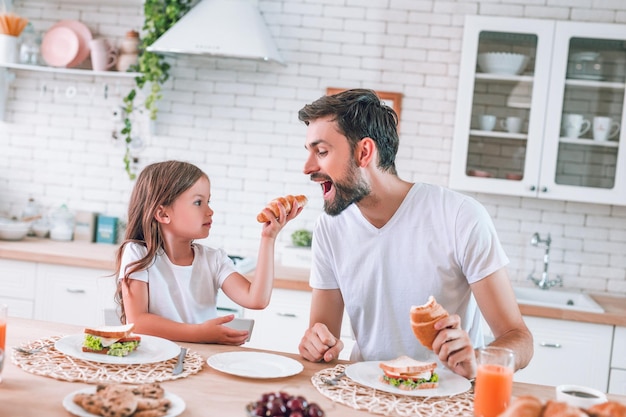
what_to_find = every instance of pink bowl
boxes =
[506,173,523,181]
[467,169,493,178]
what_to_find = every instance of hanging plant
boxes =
[121,0,193,179]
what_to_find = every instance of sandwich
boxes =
[378,355,439,390]
[410,295,449,350]
[82,323,141,357]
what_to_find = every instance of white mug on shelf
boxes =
[478,114,496,131]
[90,38,118,71]
[593,116,620,142]
[500,116,523,133]
[562,113,591,138]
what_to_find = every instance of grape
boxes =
[266,399,287,416]
[306,403,325,417]
[248,391,325,417]
[286,397,304,412]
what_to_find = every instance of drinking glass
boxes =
[473,346,515,417]
[0,304,6,352]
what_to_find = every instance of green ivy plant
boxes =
[121,0,193,179]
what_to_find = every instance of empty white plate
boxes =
[207,351,303,379]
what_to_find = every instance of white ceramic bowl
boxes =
[556,384,607,409]
[477,52,529,75]
[0,218,30,241]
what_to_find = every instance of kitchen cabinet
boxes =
[0,259,37,318]
[450,16,626,205]
[240,288,354,360]
[609,326,626,395]
[34,263,115,327]
[514,316,613,391]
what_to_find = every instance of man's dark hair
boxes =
[298,88,399,174]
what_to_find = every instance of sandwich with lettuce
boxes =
[82,323,141,357]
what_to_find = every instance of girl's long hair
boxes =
[113,160,207,324]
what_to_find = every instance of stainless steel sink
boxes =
[513,287,604,313]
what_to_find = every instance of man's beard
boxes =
[324,161,370,216]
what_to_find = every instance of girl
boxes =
[114,160,303,344]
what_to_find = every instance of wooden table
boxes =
[3,317,625,417]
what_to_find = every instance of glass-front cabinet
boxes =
[450,16,626,206]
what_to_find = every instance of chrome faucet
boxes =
[527,232,563,290]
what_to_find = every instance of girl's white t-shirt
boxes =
[310,183,509,362]
[119,242,237,323]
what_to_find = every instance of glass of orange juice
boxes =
[473,346,515,417]
[0,304,6,352]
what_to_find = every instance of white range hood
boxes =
[147,0,285,65]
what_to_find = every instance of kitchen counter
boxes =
[1,238,625,325]
[0,237,311,291]
[4,317,625,416]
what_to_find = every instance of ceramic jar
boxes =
[116,30,139,72]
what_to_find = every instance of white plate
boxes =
[207,351,303,379]
[63,387,185,417]
[55,334,180,365]
[345,361,472,397]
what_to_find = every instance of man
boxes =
[296,89,532,379]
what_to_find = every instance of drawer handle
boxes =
[217,307,240,313]
[66,288,86,294]
[277,312,297,318]
[539,342,561,348]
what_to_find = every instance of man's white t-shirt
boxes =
[310,183,509,362]
[119,242,237,323]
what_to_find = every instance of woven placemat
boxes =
[311,364,475,417]
[11,336,204,384]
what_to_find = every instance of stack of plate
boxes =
[41,20,92,68]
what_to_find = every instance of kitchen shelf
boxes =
[475,73,534,83]
[0,62,140,78]
[559,137,619,147]
[469,129,528,140]
[565,78,625,90]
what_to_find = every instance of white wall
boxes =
[1,0,626,295]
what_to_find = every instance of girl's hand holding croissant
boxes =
[256,194,308,223]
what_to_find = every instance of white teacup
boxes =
[500,116,523,133]
[478,114,496,131]
[90,38,118,71]
[593,116,620,142]
[562,113,590,138]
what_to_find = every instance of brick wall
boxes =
[1,0,626,294]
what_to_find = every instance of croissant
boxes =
[410,296,449,350]
[256,194,308,223]
[497,396,543,417]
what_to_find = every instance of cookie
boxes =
[74,393,105,415]
[101,390,138,417]
[133,406,170,417]
[132,383,165,399]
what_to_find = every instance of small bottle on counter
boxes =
[116,30,140,72]
[21,197,40,236]
[49,204,75,241]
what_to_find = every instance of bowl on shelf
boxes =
[0,218,31,241]
[467,169,493,178]
[477,52,530,75]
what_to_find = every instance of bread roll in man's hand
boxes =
[410,296,449,350]
[256,194,308,223]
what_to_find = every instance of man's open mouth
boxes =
[321,181,333,196]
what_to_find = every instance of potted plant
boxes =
[282,229,313,267]
[120,0,193,179]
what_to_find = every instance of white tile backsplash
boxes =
[1,0,625,295]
